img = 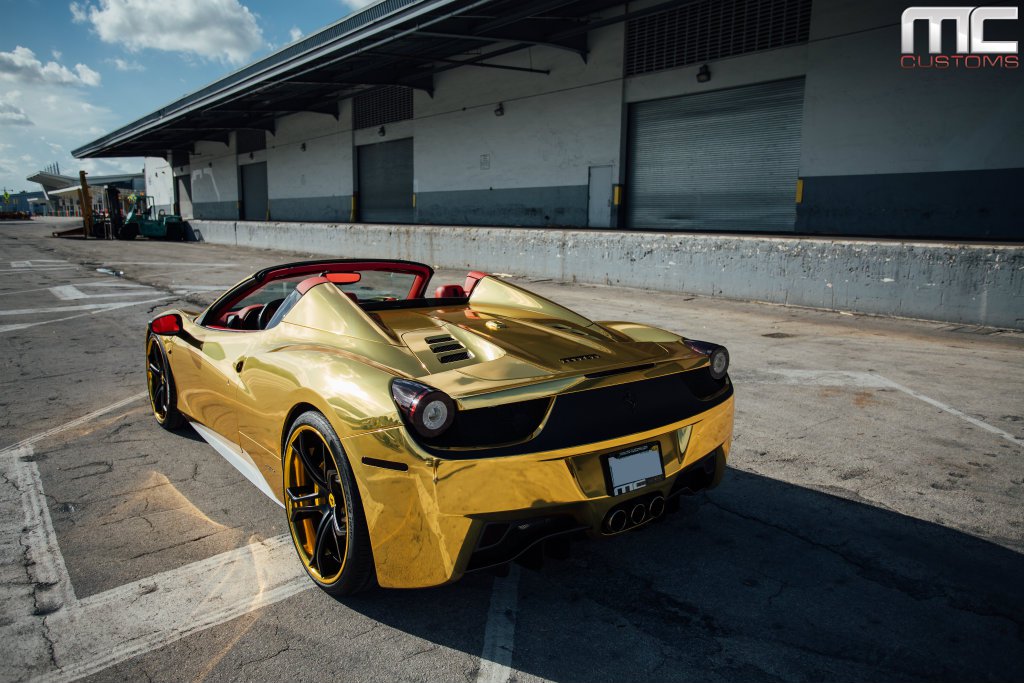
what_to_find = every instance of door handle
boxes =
[235,357,246,373]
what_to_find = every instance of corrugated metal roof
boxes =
[73,0,622,159]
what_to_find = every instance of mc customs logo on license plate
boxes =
[607,443,665,496]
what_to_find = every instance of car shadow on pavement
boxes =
[341,468,1024,682]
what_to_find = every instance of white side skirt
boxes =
[189,422,283,507]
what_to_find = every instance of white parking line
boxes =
[0,397,308,683]
[0,393,148,456]
[49,286,157,301]
[48,286,89,301]
[477,565,522,683]
[0,297,172,334]
[96,262,237,267]
[40,536,307,683]
[0,267,77,274]
[736,369,1023,448]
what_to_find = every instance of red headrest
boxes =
[435,284,466,298]
[464,271,489,294]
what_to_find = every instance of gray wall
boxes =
[191,219,1024,329]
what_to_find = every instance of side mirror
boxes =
[150,313,183,336]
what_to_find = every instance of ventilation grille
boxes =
[353,86,413,130]
[560,354,601,364]
[625,0,812,76]
[426,335,474,365]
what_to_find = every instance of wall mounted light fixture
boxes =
[378,126,386,137]
[697,64,711,83]
[494,102,505,117]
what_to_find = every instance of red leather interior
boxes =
[435,284,467,298]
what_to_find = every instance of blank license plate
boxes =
[607,444,664,496]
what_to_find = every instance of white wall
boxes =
[189,138,238,217]
[268,110,353,200]
[144,157,174,208]
[413,21,625,192]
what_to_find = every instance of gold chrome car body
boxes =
[151,260,734,589]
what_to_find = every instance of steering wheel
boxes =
[258,298,285,329]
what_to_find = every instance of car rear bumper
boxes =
[341,394,734,589]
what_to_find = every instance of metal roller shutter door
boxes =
[240,162,268,222]
[627,77,805,232]
[358,138,414,224]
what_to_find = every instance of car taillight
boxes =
[683,339,730,380]
[150,313,182,335]
[391,379,455,438]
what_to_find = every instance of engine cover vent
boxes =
[427,334,474,364]
[560,354,601,364]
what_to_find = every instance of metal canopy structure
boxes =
[72,0,635,160]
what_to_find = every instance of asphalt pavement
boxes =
[1,217,1022,683]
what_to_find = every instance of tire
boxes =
[283,411,376,596]
[146,335,184,430]
[116,223,138,240]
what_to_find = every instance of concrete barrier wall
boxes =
[191,220,1024,329]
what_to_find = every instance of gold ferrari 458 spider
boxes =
[146,259,734,594]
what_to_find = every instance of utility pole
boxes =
[79,171,92,239]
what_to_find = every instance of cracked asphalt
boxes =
[1,217,1022,682]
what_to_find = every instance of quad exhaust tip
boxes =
[605,495,667,533]
[630,503,647,525]
[605,509,627,533]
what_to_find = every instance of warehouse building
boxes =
[26,170,144,216]
[73,0,1024,327]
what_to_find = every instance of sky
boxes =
[0,0,376,193]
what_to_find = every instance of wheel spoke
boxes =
[318,441,331,487]
[293,442,327,488]
[148,362,161,375]
[311,510,335,571]
[286,485,322,504]
[290,504,325,524]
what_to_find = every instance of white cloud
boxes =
[108,57,145,72]
[75,0,265,64]
[341,0,376,11]
[0,102,33,126]
[70,1,88,22]
[52,50,62,60]
[75,63,101,86]
[289,26,303,42]
[0,46,102,87]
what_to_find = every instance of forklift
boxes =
[114,193,185,240]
